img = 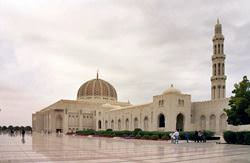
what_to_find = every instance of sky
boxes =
[0,0,250,126]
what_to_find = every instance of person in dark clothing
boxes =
[184,132,189,143]
[21,129,25,138]
[194,131,198,142]
[202,130,207,143]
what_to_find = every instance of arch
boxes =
[105,120,108,129]
[218,63,221,75]
[176,113,184,131]
[158,114,165,128]
[125,118,129,130]
[200,115,206,130]
[214,64,216,75]
[98,120,102,129]
[118,119,121,131]
[111,120,114,130]
[144,116,149,131]
[209,114,216,132]
[134,117,138,129]
[219,113,227,132]
[56,114,63,133]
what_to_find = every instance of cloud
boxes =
[0,0,250,126]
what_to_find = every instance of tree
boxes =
[224,76,250,125]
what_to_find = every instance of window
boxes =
[158,100,164,107]
[178,99,184,106]
[158,114,165,128]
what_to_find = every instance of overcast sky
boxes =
[0,0,250,126]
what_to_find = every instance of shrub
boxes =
[236,131,245,144]
[142,135,151,139]
[106,129,113,132]
[135,133,141,139]
[150,135,159,140]
[161,134,170,140]
[244,132,250,145]
[223,131,237,144]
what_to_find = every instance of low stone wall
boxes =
[227,124,250,131]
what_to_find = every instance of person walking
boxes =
[21,129,25,138]
[194,131,198,143]
[184,132,189,143]
[173,130,179,144]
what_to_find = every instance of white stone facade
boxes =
[32,20,231,135]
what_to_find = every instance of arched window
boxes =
[214,64,216,75]
[144,116,149,131]
[200,115,206,130]
[134,117,138,129]
[105,120,108,129]
[214,45,217,54]
[158,114,165,128]
[118,119,121,131]
[219,113,227,132]
[176,113,184,131]
[218,44,220,54]
[209,114,216,132]
[125,118,129,130]
[218,85,221,98]
[111,120,114,130]
[98,120,102,129]
[218,63,221,75]
[222,63,224,75]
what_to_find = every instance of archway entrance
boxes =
[158,114,165,128]
[98,120,102,129]
[56,115,63,133]
[176,113,184,131]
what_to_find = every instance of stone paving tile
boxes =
[0,133,250,162]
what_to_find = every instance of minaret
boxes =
[211,19,227,100]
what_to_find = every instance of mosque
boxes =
[32,20,229,134]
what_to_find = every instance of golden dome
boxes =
[77,74,117,101]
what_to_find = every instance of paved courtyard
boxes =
[0,133,250,163]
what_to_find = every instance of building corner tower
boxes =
[211,19,227,100]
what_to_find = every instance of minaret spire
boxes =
[96,69,99,79]
[211,19,226,100]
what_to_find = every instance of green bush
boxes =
[150,135,159,140]
[161,134,170,140]
[142,135,151,139]
[223,131,250,145]
[244,132,250,145]
[106,129,113,132]
[135,133,141,139]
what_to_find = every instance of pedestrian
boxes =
[194,131,198,143]
[198,130,203,143]
[202,130,206,143]
[184,132,189,143]
[21,129,25,138]
[173,130,179,144]
[169,132,174,143]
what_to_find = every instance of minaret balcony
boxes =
[210,75,227,81]
[212,54,225,60]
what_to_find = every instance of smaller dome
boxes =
[163,84,181,95]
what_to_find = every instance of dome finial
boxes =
[96,69,99,79]
[217,18,220,24]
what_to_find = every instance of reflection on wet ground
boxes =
[0,133,250,162]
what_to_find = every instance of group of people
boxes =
[169,130,207,144]
[169,130,180,144]
[194,130,206,143]
[9,129,26,138]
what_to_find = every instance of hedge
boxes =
[223,131,250,145]
[76,129,215,141]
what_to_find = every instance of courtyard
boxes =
[0,134,250,163]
